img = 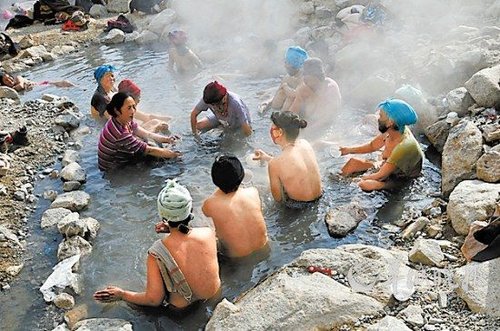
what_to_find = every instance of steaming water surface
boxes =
[0,44,440,330]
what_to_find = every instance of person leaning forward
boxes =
[190,81,252,138]
[94,180,221,308]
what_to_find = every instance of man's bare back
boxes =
[203,187,268,258]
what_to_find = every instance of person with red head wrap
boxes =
[117,79,172,132]
[190,81,252,138]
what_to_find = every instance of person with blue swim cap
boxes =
[339,98,424,192]
[91,64,117,118]
[259,46,308,113]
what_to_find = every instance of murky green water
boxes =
[0,43,440,330]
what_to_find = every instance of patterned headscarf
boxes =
[377,98,418,133]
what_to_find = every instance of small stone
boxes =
[62,150,80,167]
[402,217,430,239]
[42,168,54,175]
[424,324,437,331]
[64,304,88,329]
[54,293,75,310]
[14,190,26,201]
[426,224,442,238]
[50,170,59,179]
[43,190,58,201]
[409,239,445,266]
[63,181,81,192]
[6,263,24,276]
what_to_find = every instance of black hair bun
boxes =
[299,119,307,129]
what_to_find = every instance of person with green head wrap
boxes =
[94,180,220,309]
[338,98,424,191]
[259,46,309,113]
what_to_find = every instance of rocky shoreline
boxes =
[0,0,499,330]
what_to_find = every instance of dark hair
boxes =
[303,57,325,80]
[106,92,132,117]
[203,81,226,104]
[211,154,244,194]
[271,111,307,141]
[167,214,193,234]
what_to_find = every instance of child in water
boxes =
[167,30,203,74]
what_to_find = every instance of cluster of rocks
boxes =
[2,37,79,74]
[0,94,88,289]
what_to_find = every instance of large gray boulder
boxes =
[425,119,451,153]
[102,29,125,45]
[135,31,159,45]
[325,203,367,237]
[50,191,90,212]
[446,87,474,117]
[289,245,416,303]
[89,4,108,18]
[441,120,483,197]
[73,318,133,331]
[367,316,412,331]
[476,146,500,183]
[41,207,72,229]
[447,180,500,235]
[60,162,86,183]
[465,64,500,108]
[206,272,383,331]
[454,258,500,317]
[57,212,86,238]
[147,9,176,36]
[106,0,130,13]
[0,86,21,103]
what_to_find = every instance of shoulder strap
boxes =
[148,240,193,302]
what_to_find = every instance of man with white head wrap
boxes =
[94,180,220,309]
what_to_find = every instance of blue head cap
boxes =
[94,65,116,84]
[285,46,309,69]
[377,98,418,133]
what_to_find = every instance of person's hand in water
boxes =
[259,101,271,113]
[253,149,273,162]
[94,286,124,302]
[155,220,170,233]
[339,146,351,156]
[162,134,181,144]
[160,149,181,159]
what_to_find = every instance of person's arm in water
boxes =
[240,123,253,137]
[167,48,175,72]
[12,76,35,91]
[190,107,202,137]
[268,159,283,202]
[135,125,179,144]
[288,85,307,114]
[93,255,165,306]
[188,49,203,69]
[340,134,384,155]
[135,110,172,124]
[362,162,396,181]
[145,145,180,158]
